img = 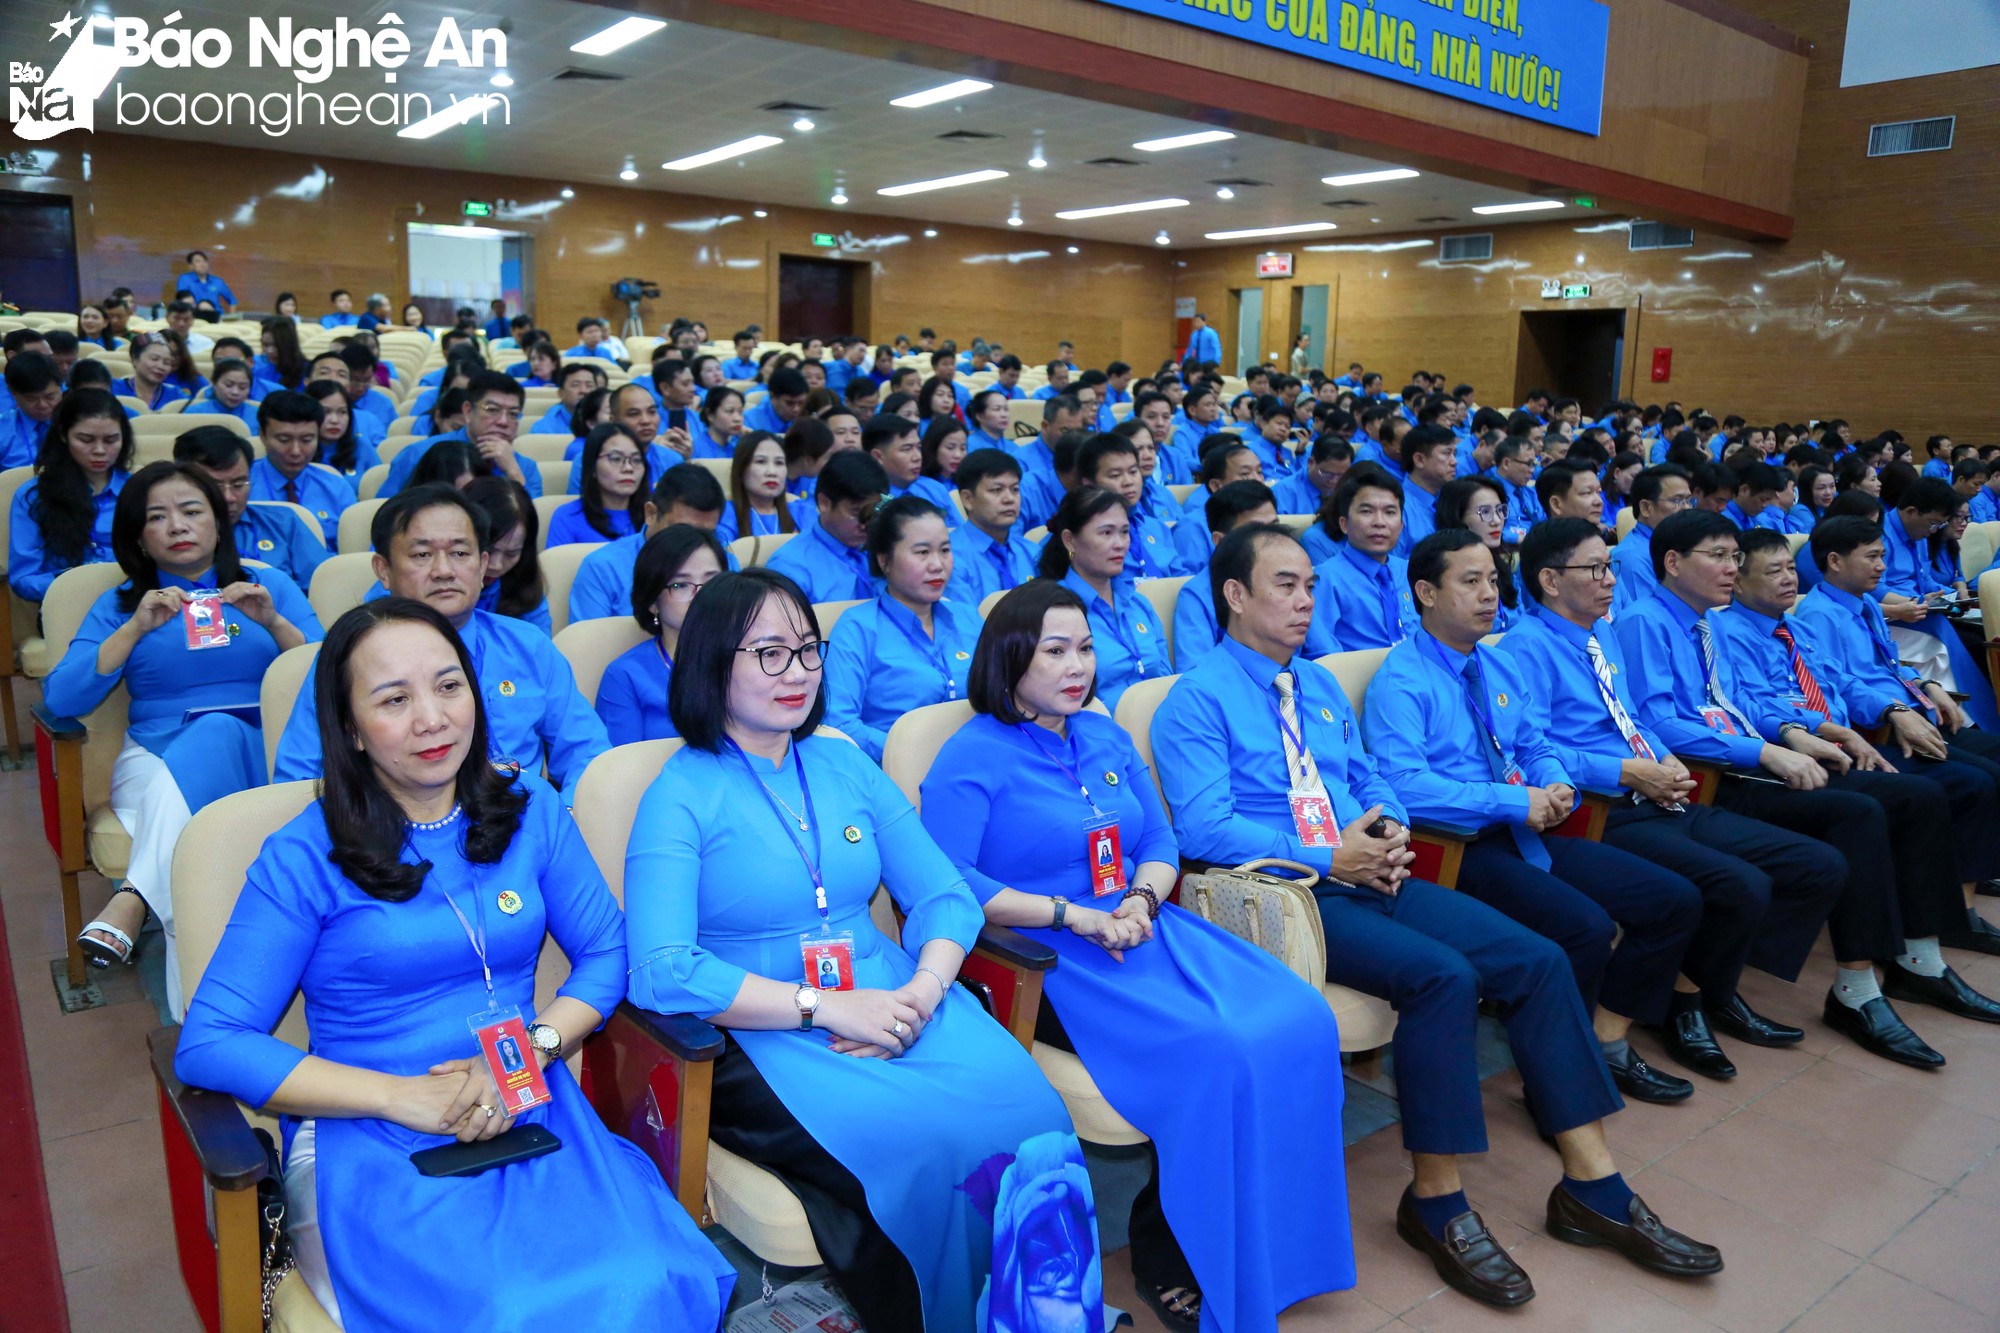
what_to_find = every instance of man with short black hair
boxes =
[320,289,358,330]
[766,450,888,602]
[1610,464,1693,614]
[1722,462,1786,531]
[1310,464,1419,651]
[946,449,1038,605]
[568,464,730,624]
[175,249,236,314]
[531,362,605,434]
[1170,479,1291,669]
[173,425,327,589]
[0,353,62,468]
[1876,476,1993,721]
[745,367,810,436]
[721,330,761,381]
[565,317,618,364]
[1398,425,1458,553]
[251,390,352,548]
[1489,435,1544,543]
[384,370,538,496]
[1078,432,1182,578]
[164,300,214,354]
[1012,395,1082,529]
[1537,460,1604,528]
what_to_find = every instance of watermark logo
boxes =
[8,9,511,141]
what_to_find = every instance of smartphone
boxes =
[410,1123,561,1178]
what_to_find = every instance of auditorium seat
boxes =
[307,552,377,627]
[336,499,385,555]
[813,598,867,636]
[357,463,391,500]
[1615,507,1638,540]
[1136,576,1187,663]
[258,643,319,779]
[552,617,647,706]
[538,542,598,637]
[532,495,571,551]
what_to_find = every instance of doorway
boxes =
[1230,287,1263,373]
[1288,284,1330,376]
[405,222,533,327]
[779,256,866,341]
[0,190,80,314]
[1515,309,1626,408]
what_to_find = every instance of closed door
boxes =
[1294,284,1330,374]
[0,190,79,313]
[1232,287,1263,374]
[779,257,857,341]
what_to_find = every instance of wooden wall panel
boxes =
[12,133,1176,367]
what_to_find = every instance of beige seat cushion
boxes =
[19,634,50,678]
[86,804,130,880]
[1033,1042,1144,1146]
[705,1142,823,1268]
[1326,983,1397,1052]
[268,1269,341,1333]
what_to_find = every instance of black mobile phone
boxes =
[1365,816,1392,838]
[410,1123,562,1178]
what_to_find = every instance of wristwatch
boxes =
[1883,703,1914,717]
[1777,721,1809,741]
[1050,896,1069,931]
[795,983,821,1032]
[526,1022,563,1063]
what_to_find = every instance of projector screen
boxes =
[1842,0,2000,86]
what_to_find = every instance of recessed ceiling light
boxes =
[1321,167,1420,187]
[792,117,815,132]
[1154,231,1172,245]
[1215,186,1235,200]
[924,228,938,237]
[877,168,1009,197]
[619,168,638,181]
[1132,130,1234,151]
[1054,197,1189,220]
[754,209,769,218]
[560,187,574,199]
[830,189,848,205]
[489,72,514,89]
[397,94,506,140]
[1471,200,1564,215]
[1065,245,1079,254]
[1202,222,1339,240]
[568,16,666,57]
[1007,215,1023,227]
[1028,155,1047,169]
[661,135,783,171]
[890,79,992,108]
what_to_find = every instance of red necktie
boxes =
[283,479,300,504]
[1772,623,1829,718]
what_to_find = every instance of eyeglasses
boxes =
[213,478,252,496]
[665,578,711,598]
[738,641,826,675]
[1658,494,1697,511]
[1553,561,1614,583]
[600,452,645,470]
[1692,546,1746,567]
[1472,503,1508,522]
[473,402,523,422]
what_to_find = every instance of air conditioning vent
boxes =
[1868,116,1955,156]
[1629,221,1694,251]
[552,67,625,81]
[1416,214,1459,224]
[1321,198,1375,209]
[937,129,1003,141]
[1082,155,1141,166]
[1209,177,1270,188]
[1439,233,1493,263]
[759,100,828,113]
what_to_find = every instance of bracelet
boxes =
[1122,885,1161,920]
[915,966,949,998]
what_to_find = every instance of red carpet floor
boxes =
[0,893,71,1333]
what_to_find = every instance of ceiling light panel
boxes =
[1321,168,1420,187]
[1202,222,1339,240]
[569,17,667,57]
[877,169,1010,197]
[891,79,992,108]
[1471,200,1565,214]
[1132,130,1235,151]
[1054,198,1190,220]
[662,136,784,171]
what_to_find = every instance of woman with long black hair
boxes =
[8,388,132,602]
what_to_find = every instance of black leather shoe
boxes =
[1710,993,1805,1047]
[1883,964,2000,1025]
[1395,1187,1535,1308]
[1939,909,2000,956]
[1546,1186,1723,1277]
[1821,990,1946,1068]
[1605,1044,1694,1104]
[1650,992,1737,1080]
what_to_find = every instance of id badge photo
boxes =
[800,929,857,991]
[1084,813,1126,897]
[1288,788,1340,849]
[183,591,232,650]
[467,1004,552,1115]
[1699,707,1738,736]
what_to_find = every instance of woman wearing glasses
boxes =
[546,424,651,547]
[1434,476,1529,632]
[595,525,727,744]
[625,568,1107,1333]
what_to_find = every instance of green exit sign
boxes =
[811,232,838,247]
[1562,283,1592,299]
[1571,196,1597,208]
[462,200,494,218]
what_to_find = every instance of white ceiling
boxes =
[2,0,1598,247]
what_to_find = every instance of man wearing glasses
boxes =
[765,450,887,603]
[1499,518,1845,1084]
[383,371,539,497]
[1615,510,1953,1071]
[1609,464,1693,616]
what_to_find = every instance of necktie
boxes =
[1771,623,1829,718]
[1460,655,1550,869]
[1864,603,1934,706]
[1373,563,1402,642]
[1271,672,1325,796]
[990,542,1017,592]
[1694,617,1760,737]
[283,479,300,504]
[1584,634,1656,761]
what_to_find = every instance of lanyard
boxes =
[1013,723,1105,817]
[731,740,829,923]
[1419,635,1509,767]
[884,599,956,698]
[1262,669,1319,788]
[435,875,496,1009]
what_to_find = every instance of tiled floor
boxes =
[10,691,2000,1331]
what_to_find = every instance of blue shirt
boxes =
[249,458,353,548]
[1062,570,1169,712]
[531,403,575,435]
[596,637,677,746]
[966,427,1011,455]
[1609,522,1658,616]
[546,501,636,548]
[1007,438,1066,531]
[1711,600,1860,730]
[568,531,646,624]
[475,579,553,637]
[1154,636,1405,877]
[1923,459,1953,481]
[0,410,50,470]
[1969,489,2000,525]
[720,357,762,381]
[232,502,329,590]
[1172,574,1221,673]
[315,433,382,480]
[1168,421,1219,475]
[1363,630,1569,864]
[181,397,261,428]
[1271,471,1328,518]
[111,379,196,412]
[714,503,792,545]
[562,344,619,364]
[1183,325,1222,366]
[1879,508,1944,598]
[1126,505,1184,578]
[1783,503,1819,535]
[382,429,543,499]
[1613,588,1775,769]
[741,400,793,437]
[273,608,608,789]
[765,521,878,603]
[318,312,358,329]
[1791,582,1937,725]
[823,595,983,761]
[1399,480,1441,556]
[7,471,125,601]
[176,272,236,308]
[1494,605,1673,793]
[1493,474,1544,544]
[1310,543,1419,651]
[945,523,1040,607]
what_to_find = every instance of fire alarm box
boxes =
[1650,347,1672,383]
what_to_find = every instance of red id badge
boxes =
[1084,814,1126,897]
[182,591,231,650]
[1288,788,1340,849]
[800,930,856,991]
[467,1005,551,1115]
[1699,707,1738,736]
[1503,764,1527,787]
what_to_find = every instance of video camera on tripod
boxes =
[612,278,659,337]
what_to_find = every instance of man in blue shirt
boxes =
[1181,312,1221,369]
[766,450,885,603]
[0,353,61,469]
[1609,464,1692,616]
[569,465,729,623]
[1536,459,1604,530]
[1502,518,1844,1078]
[1030,360,1072,402]
[531,362,605,435]
[561,317,620,365]
[743,367,809,437]
[1156,522,1720,1305]
[1272,436,1352,518]
[1397,426,1457,556]
[175,250,236,313]
[251,390,355,548]
[481,300,510,343]
[385,372,541,498]
[1488,436,1544,544]
[945,449,1040,607]
[720,331,763,382]
[1310,464,1420,651]
[1079,434,1183,579]
[1010,397,1082,531]
[173,427,328,591]
[986,354,1029,401]
[1721,525,2000,994]
[1719,462,1785,532]
[1617,510,1957,1068]
[1171,480,1284,670]
[319,289,359,329]
[1873,476,2000,729]
[1367,530,1705,1104]
[275,485,607,791]
[927,350,972,409]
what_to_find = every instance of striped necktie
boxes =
[1771,623,1829,717]
[1272,672,1325,796]
[1694,617,1760,737]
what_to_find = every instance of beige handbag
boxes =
[1181,858,1327,989]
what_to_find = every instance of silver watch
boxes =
[795,983,822,1032]
[526,1022,563,1061]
